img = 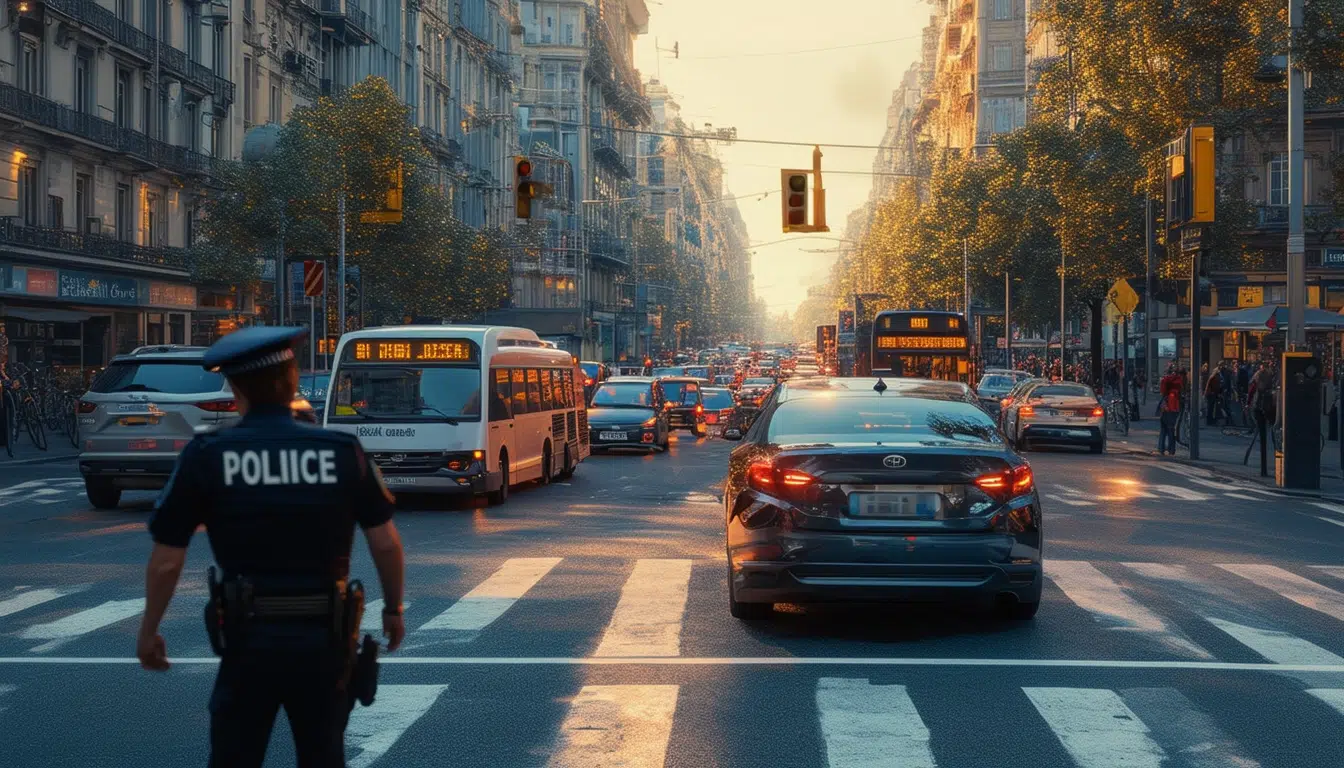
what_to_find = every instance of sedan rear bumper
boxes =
[78,454,180,489]
[731,559,1042,606]
[1021,424,1103,444]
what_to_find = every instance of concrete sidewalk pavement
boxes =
[0,436,79,467]
[1112,415,1344,499]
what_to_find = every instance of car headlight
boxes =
[642,416,658,427]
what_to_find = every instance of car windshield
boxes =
[684,366,711,378]
[743,378,774,387]
[767,397,1000,444]
[978,375,1017,390]
[299,373,331,402]
[662,381,700,404]
[1032,384,1095,398]
[332,365,481,420]
[591,382,654,407]
[90,361,225,394]
[653,367,683,377]
[702,389,735,409]
[580,363,602,380]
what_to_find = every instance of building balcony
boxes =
[418,126,463,163]
[0,82,219,178]
[0,219,189,274]
[587,231,630,269]
[320,0,376,45]
[590,127,632,179]
[41,0,234,107]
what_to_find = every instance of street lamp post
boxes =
[1286,0,1307,348]
[1005,271,1012,369]
[1059,251,1066,379]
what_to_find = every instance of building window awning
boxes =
[1,307,97,323]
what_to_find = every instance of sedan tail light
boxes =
[195,399,238,413]
[747,460,817,494]
[1019,406,1035,417]
[1091,407,1105,418]
[694,403,704,414]
[77,400,98,414]
[974,465,1034,503]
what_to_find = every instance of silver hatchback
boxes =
[77,345,239,508]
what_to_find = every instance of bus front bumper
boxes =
[379,470,489,495]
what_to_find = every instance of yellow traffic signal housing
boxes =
[385,164,403,212]
[781,170,810,232]
[515,156,534,220]
[1190,126,1215,224]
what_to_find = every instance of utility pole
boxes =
[1059,250,1066,379]
[1004,272,1012,369]
[1286,0,1306,348]
[1145,194,1155,399]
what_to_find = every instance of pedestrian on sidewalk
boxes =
[1159,364,1182,455]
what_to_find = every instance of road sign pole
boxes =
[322,268,329,370]
[1189,228,1203,460]
[310,298,316,372]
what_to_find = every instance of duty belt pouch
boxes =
[352,634,379,709]
[204,566,226,656]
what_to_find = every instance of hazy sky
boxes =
[632,0,930,315]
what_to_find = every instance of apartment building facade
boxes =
[1,0,237,371]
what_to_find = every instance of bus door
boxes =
[489,368,515,479]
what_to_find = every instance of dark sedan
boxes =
[701,387,738,435]
[586,378,670,453]
[721,378,1043,621]
[660,377,707,437]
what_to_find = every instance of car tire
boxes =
[1089,440,1104,454]
[540,441,552,485]
[997,599,1040,621]
[728,561,773,620]
[1015,428,1029,451]
[85,479,121,510]
[488,452,509,506]
[694,423,707,438]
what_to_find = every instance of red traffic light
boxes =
[517,159,532,177]
[788,194,804,207]
[787,210,806,226]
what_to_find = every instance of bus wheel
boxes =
[540,441,553,485]
[488,451,510,505]
[558,445,575,480]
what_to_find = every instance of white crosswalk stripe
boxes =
[1043,493,1094,507]
[816,678,935,768]
[0,587,78,618]
[417,557,562,632]
[1306,688,1344,718]
[345,684,448,768]
[19,599,144,653]
[546,685,679,768]
[361,599,412,632]
[1117,687,1260,768]
[1215,564,1344,623]
[593,559,693,657]
[1045,561,1210,658]
[1205,617,1344,665]
[1024,687,1167,768]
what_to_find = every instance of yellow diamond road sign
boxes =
[1109,279,1140,315]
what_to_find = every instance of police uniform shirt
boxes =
[149,404,395,581]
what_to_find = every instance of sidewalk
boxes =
[0,436,79,466]
[1112,414,1344,500]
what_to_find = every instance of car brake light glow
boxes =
[584,377,594,386]
[747,460,775,491]
[1000,397,1011,407]
[77,400,97,414]
[695,403,704,414]
[195,400,238,413]
[1091,407,1105,417]
[1019,406,1035,417]
[974,465,1034,502]
[780,469,815,487]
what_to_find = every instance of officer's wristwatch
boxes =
[382,603,405,617]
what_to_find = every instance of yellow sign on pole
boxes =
[1109,279,1140,315]
[1237,286,1264,308]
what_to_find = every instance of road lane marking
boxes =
[1148,484,1212,501]
[1215,564,1344,622]
[345,684,447,768]
[816,678,935,768]
[1306,689,1344,717]
[1315,516,1344,529]
[546,685,678,768]
[1205,617,1344,665]
[0,587,77,618]
[593,559,693,657]
[417,557,562,632]
[11,656,1344,671]
[1043,493,1093,507]
[1024,687,1165,768]
[1045,561,1210,658]
[19,599,144,652]
[1309,501,1344,517]
[1118,687,1261,768]
[1224,492,1259,500]
[362,599,412,632]
[1309,566,1344,580]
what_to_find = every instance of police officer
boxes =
[136,326,406,767]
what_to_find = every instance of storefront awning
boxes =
[1,306,98,323]
[1169,304,1344,332]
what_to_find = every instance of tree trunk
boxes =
[1090,298,1104,387]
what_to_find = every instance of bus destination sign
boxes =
[346,339,478,363]
[875,336,968,350]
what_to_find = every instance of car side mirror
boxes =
[722,427,743,441]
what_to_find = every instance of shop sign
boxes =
[149,282,197,309]
[1322,249,1344,268]
[1237,286,1264,308]
[4,265,59,296]
[58,270,140,304]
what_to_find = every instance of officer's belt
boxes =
[250,594,334,618]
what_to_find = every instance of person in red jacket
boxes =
[1158,364,1183,455]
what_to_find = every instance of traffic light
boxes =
[386,164,403,212]
[515,156,534,219]
[781,170,809,232]
[1164,125,1215,228]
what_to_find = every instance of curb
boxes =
[0,451,79,467]
[1110,442,1344,503]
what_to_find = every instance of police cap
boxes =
[203,326,309,376]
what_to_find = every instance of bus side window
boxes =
[539,369,555,411]
[560,369,575,407]
[526,369,542,412]
[491,369,513,422]
[511,368,530,415]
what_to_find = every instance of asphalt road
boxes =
[2,434,1344,767]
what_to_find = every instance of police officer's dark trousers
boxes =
[209,648,349,768]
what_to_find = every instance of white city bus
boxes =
[324,325,589,504]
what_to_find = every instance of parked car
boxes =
[721,376,1042,621]
[586,376,671,453]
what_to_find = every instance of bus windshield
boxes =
[332,365,482,421]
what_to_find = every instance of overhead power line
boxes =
[599,125,896,151]
[678,35,924,61]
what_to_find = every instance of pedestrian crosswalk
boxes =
[0,478,88,508]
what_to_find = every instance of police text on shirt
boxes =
[222,449,339,486]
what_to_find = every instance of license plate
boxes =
[383,476,417,486]
[127,439,159,450]
[600,431,628,441]
[118,416,159,426]
[848,492,943,519]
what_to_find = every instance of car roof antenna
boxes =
[874,377,887,394]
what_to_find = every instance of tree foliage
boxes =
[190,77,510,327]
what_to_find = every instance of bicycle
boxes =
[6,364,48,451]
[1105,396,1129,436]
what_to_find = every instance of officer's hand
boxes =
[382,613,405,652]
[137,630,170,671]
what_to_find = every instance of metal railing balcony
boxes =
[320,0,376,44]
[0,82,216,178]
[586,231,630,268]
[0,219,189,271]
